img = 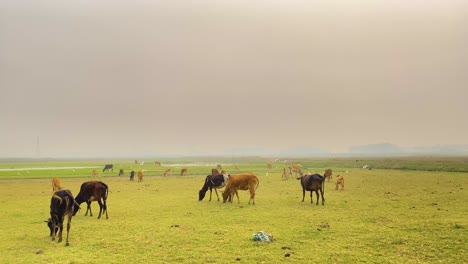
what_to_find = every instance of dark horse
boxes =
[103,164,113,172]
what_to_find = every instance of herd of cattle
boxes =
[47,163,345,246]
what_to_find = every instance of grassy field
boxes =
[0,158,467,263]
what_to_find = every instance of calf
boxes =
[46,189,76,246]
[300,174,325,205]
[199,174,228,201]
[138,170,143,182]
[335,175,344,191]
[324,169,332,182]
[222,173,259,205]
[73,181,109,219]
[52,177,61,192]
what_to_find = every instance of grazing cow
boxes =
[180,168,188,176]
[222,173,259,205]
[46,189,76,246]
[233,164,239,172]
[198,174,228,201]
[300,174,325,205]
[324,169,333,182]
[216,164,222,170]
[335,175,344,190]
[289,164,303,179]
[92,169,99,177]
[73,181,109,219]
[130,171,135,181]
[138,170,143,182]
[52,177,62,192]
[266,162,272,170]
[118,169,124,176]
[155,161,161,166]
[163,169,172,176]
[102,164,113,172]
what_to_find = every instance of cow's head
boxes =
[198,190,206,201]
[45,217,59,239]
[222,190,233,203]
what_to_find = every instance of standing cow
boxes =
[300,174,325,205]
[45,189,76,246]
[73,181,109,219]
[199,174,228,201]
[222,173,259,205]
[102,164,113,172]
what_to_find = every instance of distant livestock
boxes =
[282,167,291,180]
[52,177,62,192]
[335,175,344,191]
[300,174,325,205]
[46,189,76,246]
[119,169,124,176]
[138,170,143,182]
[163,169,172,176]
[103,164,113,172]
[222,173,259,205]
[324,169,333,182]
[130,171,135,181]
[211,169,220,176]
[155,161,161,166]
[216,164,222,170]
[181,168,188,176]
[73,181,109,219]
[92,169,99,177]
[198,174,228,201]
[289,164,303,178]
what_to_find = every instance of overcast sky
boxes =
[1,0,467,158]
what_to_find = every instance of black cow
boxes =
[130,171,135,181]
[73,181,109,219]
[118,169,124,176]
[45,189,76,246]
[300,174,325,205]
[199,174,228,201]
[103,164,113,172]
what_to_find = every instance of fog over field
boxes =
[1,1,467,158]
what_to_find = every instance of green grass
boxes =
[0,158,467,263]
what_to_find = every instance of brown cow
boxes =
[73,181,109,219]
[180,168,188,176]
[282,167,291,180]
[46,189,76,246]
[290,164,303,179]
[155,161,161,166]
[222,173,259,205]
[92,169,99,178]
[138,170,144,182]
[233,164,239,172]
[335,175,344,190]
[52,177,62,192]
[324,169,332,182]
[163,169,172,176]
[216,164,222,170]
[300,174,325,205]
[266,162,272,170]
[211,169,220,176]
[118,169,124,176]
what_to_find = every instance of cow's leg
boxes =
[310,191,313,204]
[103,198,108,219]
[85,201,92,217]
[315,191,319,205]
[51,223,57,241]
[234,190,240,204]
[97,200,103,219]
[320,189,325,205]
[65,215,71,246]
[302,188,306,202]
[249,189,255,205]
[214,188,220,202]
[57,223,63,243]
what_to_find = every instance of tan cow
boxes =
[324,169,333,182]
[216,164,222,170]
[282,167,291,180]
[289,164,303,179]
[266,162,272,170]
[180,168,188,176]
[92,169,99,178]
[155,161,161,166]
[138,170,144,182]
[163,169,172,176]
[222,173,259,205]
[335,175,344,190]
[233,164,239,172]
[52,177,62,192]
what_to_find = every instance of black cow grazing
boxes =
[130,171,135,181]
[118,169,124,176]
[45,189,76,246]
[103,164,113,172]
[73,181,109,219]
[199,174,228,201]
[300,174,325,205]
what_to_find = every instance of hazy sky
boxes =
[1,0,467,158]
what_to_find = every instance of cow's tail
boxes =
[322,176,325,196]
[255,176,260,191]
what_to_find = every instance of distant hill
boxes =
[350,143,402,155]
[349,143,468,156]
